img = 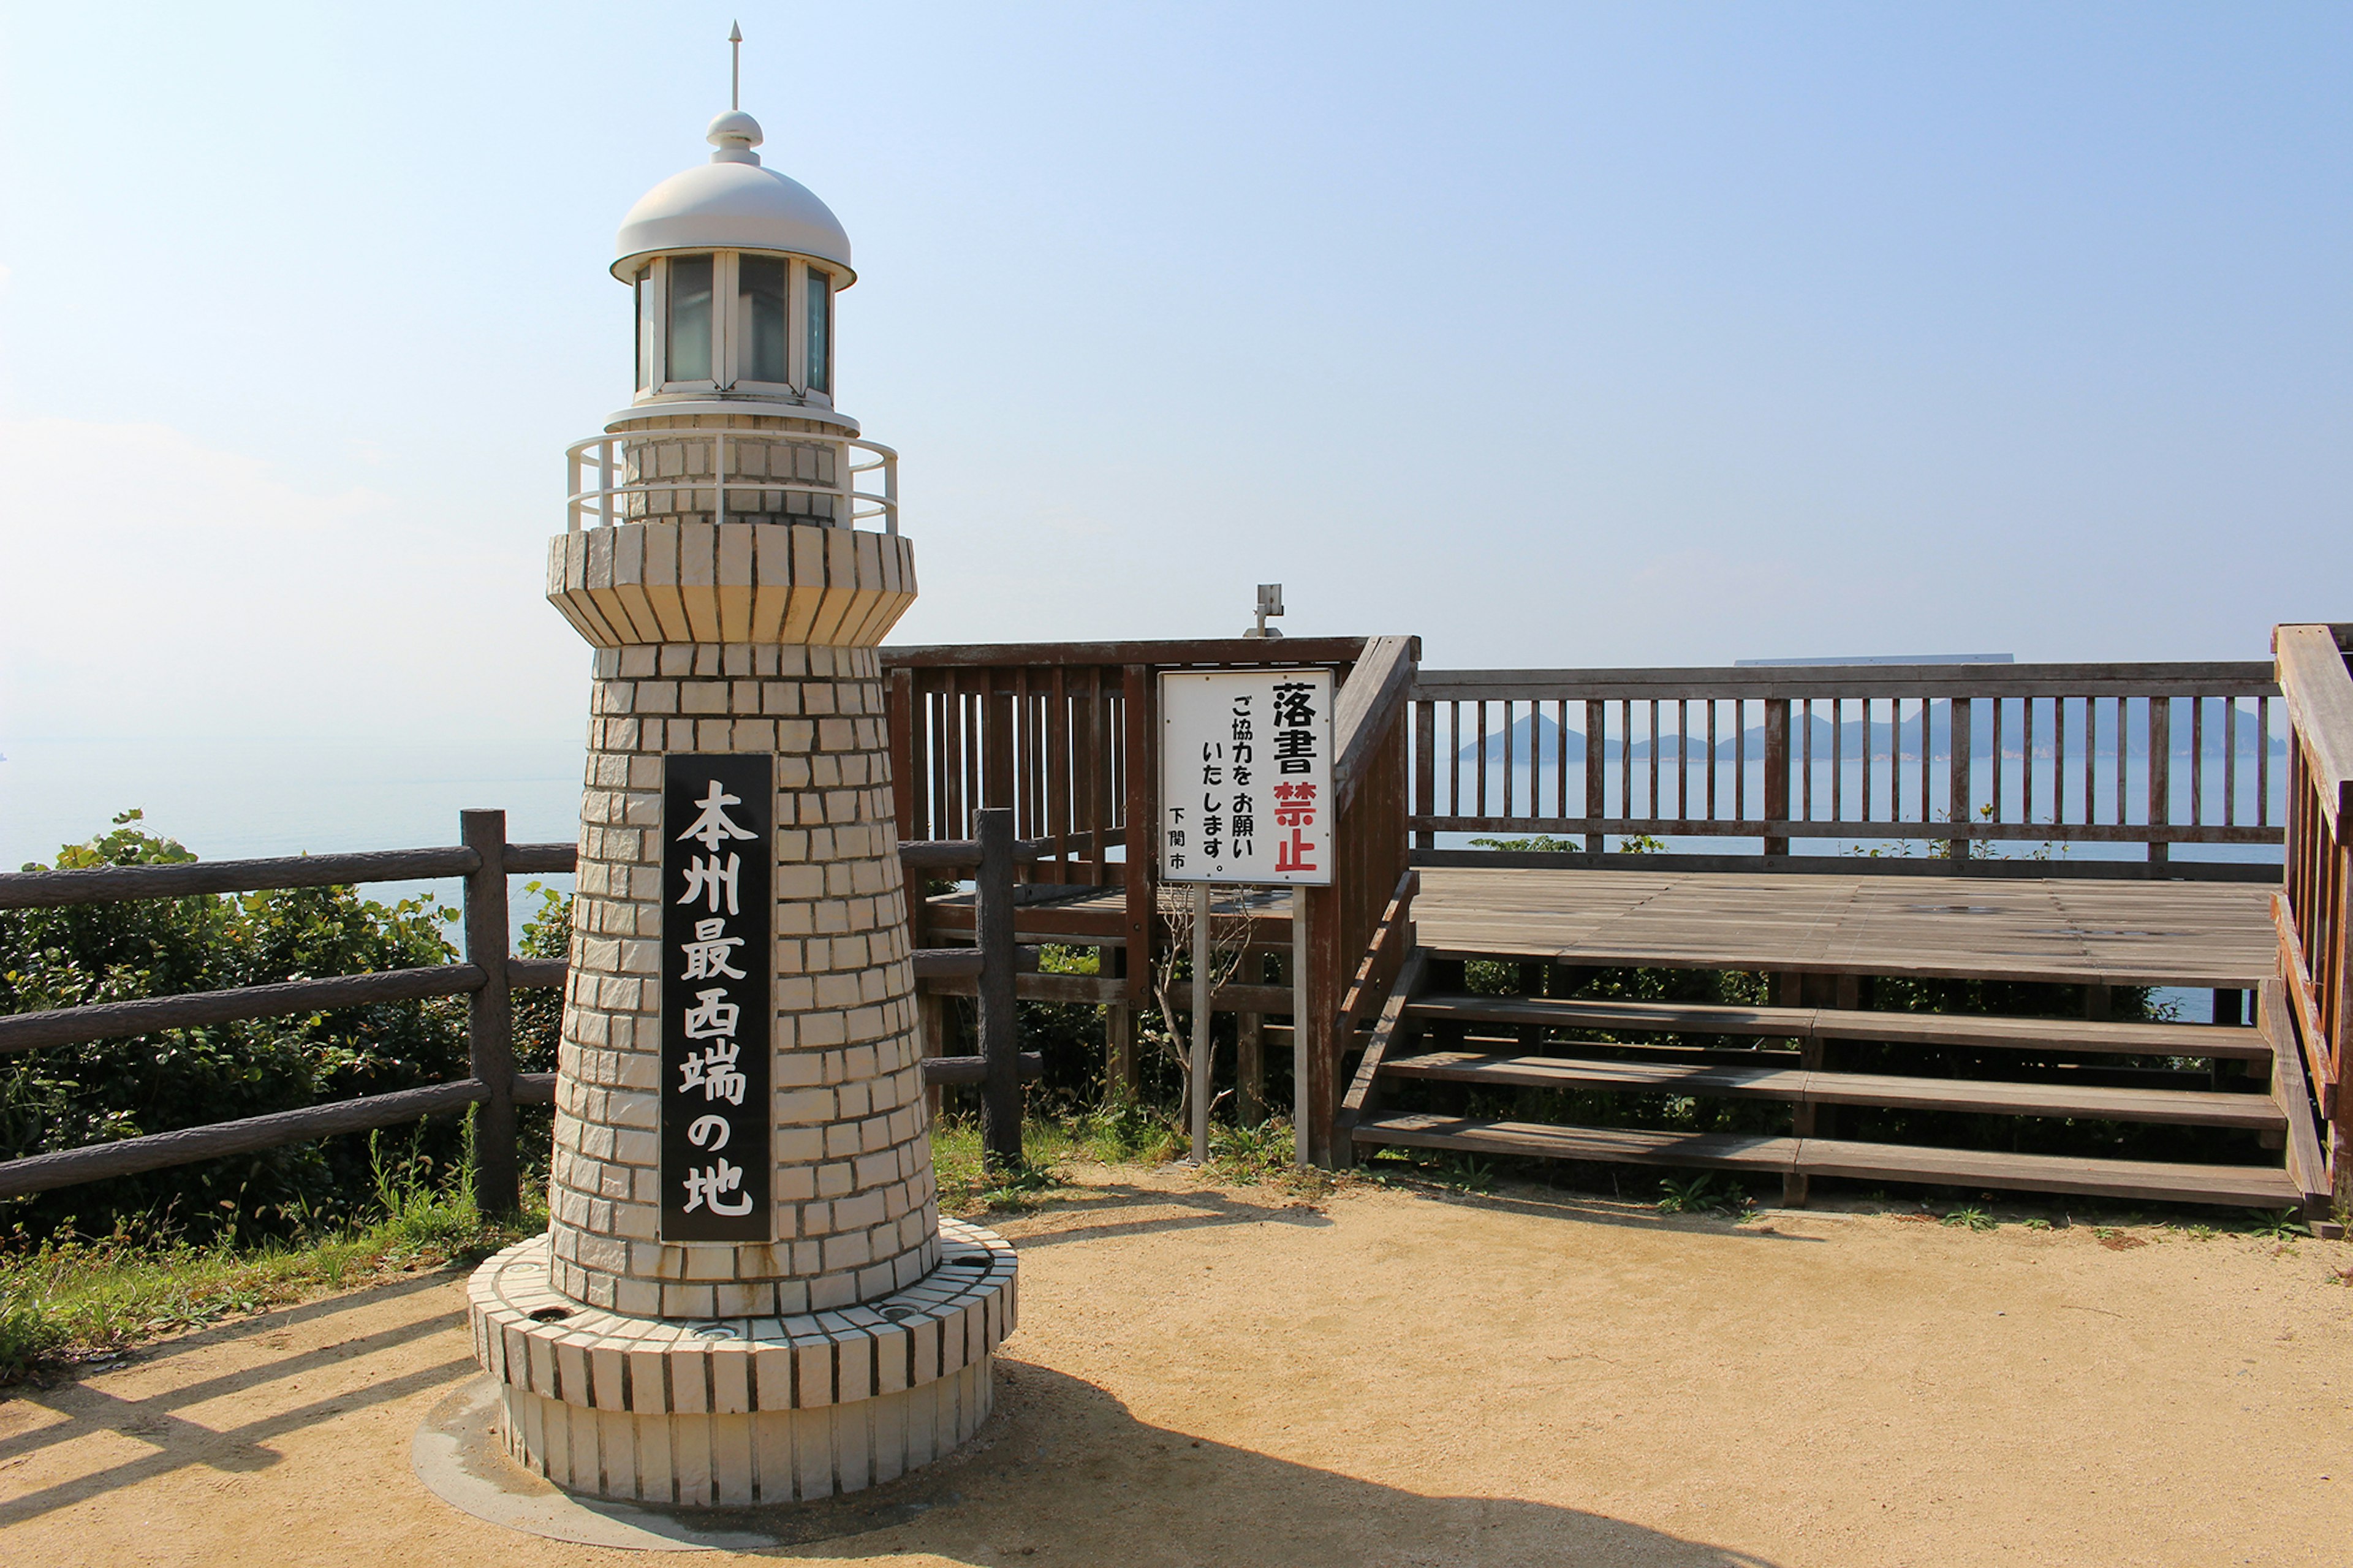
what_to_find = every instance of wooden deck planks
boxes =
[923,869,2275,990]
[1412,868,2276,988]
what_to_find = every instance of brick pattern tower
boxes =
[468,96,1015,1506]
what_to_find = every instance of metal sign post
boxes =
[1191,882,1212,1162]
[1160,668,1334,1168]
[1292,893,1309,1167]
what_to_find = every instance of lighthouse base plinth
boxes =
[465,1219,1015,1505]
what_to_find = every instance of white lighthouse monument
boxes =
[464,51,1017,1506]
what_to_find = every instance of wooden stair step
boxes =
[1349,1113,2302,1209]
[1406,993,2272,1060]
[1385,1051,1802,1100]
[1794,1138,2300,1208]
[1383,1051,2286,1130]
[1349,1112,1798,1171]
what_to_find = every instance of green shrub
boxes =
[1,812,472,1243]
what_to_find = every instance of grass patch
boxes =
[7,1106,1329,1382]
[0,1131,540,1384]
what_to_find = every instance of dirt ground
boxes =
[5,1166,2353,1567]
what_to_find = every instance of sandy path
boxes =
[4,1168,2351,1567]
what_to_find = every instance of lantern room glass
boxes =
[740,256,790,384]
[805,269,831,395]
[667,254,714,383]
[634,265,657,392]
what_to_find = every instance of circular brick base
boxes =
[466,1219,1015,1505]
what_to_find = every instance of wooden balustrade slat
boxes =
[2274,892,2337,1115]
[1336,869,1420,1032]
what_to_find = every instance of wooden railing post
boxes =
[1762,699,1791,858]
[1413,699,1436,851]
[1122,664,1154,1007]
[975,806,1022,1168]
[460,809,520,1217]
[888,666,919,841]
[1948,695,1973,860]
[2148,695,2172,864]
[1584,700,1606,853]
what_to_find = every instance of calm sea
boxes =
[0,735,587,930]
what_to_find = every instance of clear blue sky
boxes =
[2,2,2346,746]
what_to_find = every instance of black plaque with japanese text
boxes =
[660,752,772,1241]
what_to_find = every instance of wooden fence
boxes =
[0,811,564,1210]
[0,811,1060,1207]
[2275,624,2353,1209]
[1411,661,2284,879]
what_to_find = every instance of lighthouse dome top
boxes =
[612,110,855,285]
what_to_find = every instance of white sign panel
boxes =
[1159,668,1333,885]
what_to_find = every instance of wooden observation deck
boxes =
[887,630,2353,1229]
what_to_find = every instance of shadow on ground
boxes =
[996,1180,1338,1250]
[719,1360,1780,1566]
[1,1263,1779,1566]
[0,1267,477,1529]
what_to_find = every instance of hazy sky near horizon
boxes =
[1,2,2347,744]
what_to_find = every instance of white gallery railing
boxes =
[564,427,899,535]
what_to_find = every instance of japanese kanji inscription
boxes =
[1158,668,1334,885]
[661,752,773,1241]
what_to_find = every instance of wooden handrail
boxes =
[0,841,579,911]
[2276,624,2353,838]
[1416,660,2278,702]
[1333,635,1421,815]
[882,636,1369,669]
[2273,620,2353,1213]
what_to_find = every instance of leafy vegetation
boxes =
[1656,1172,1752,1218]
[1,812,488,1244]
[2249,1208,2305,1241]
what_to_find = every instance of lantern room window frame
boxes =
[630,251,839,404]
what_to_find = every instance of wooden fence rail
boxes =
[1412,661,2284,878]
[2275,624,2353,1210]
[0,811,1049,1206]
